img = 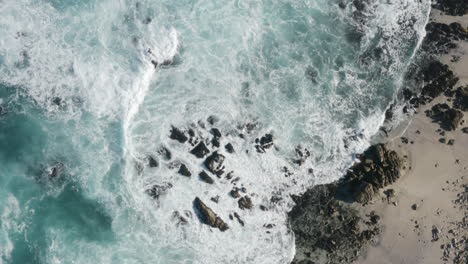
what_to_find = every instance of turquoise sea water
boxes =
[1,0,430,263]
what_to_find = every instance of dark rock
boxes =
[148,156,158,168]
[230,188,241,198]
[454,86,468,111]
[211,128,222,138]
[146,183,173,199]
[225,143,235,153]
[190,142,210,158]
[210,196,220,203]
[199,171,214,184]
[441,109,463,131]
[346,144,401,204]
[170,126,188,143]
[421,61,459,99]
[260,134,273,148]
[157,146,172,160]
[238,196,253,210]
[411,204,418,210]
[204,151,225,174]
[233,212,245,226]
[260,205,269,211]
[178,164,191,177]
[447,139,455,146]
[423,22,468,54]
[211,137,220,148]
[226,171,234,180]
[193,197,228,231]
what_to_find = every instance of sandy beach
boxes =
[354,11,468,264]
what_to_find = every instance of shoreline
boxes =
[290,4,467,264]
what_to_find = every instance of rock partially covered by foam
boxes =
[193,197,229,231]
[433,0,468,16]
[170,126,188,143]
[204,151,225,174]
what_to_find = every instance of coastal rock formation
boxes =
[433,0,468,16]
[424,22,468,54]
[454,86,468,111]
[204,151,225,174]
[289,184,380,264]
[193,197,229,231]
[190,142,210,158]
[345,144,402,204]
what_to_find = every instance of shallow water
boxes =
[0,0,430,263]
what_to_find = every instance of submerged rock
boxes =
[146,183,173,199]
[157,146,172,161]
[190,142,210,158]
[193,197,229,231]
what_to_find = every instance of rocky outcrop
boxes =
[454,86,468,111]
[190,142,210,158]
[193,197,229,231]
[345,144,402,204]
[290,183,380,264]
[433,0,468,16]
[423,22,468,54]
[170,126,188,143]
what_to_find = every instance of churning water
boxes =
[0,0,430,263]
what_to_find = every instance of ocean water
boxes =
[0,0,430,263]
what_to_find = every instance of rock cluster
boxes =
[289,184,381,264]
[345,144,402,204]
[433,0,468,16]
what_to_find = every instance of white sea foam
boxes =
[0,0,431,263]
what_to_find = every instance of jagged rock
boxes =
[260,134,273,148]
[211,137,220,148]
[238,196,253,210]
[211,196,220,203]
[146,183,173,199]
[199,171,214,184]
[441,109,463,131]
[178,164,191,177]
[345,144,401,204]
[424,22,468,54]
[190,142,210,158]
[170,126,188,143]
[230,188,241,198]
[454,86,468,111]
[421,61,459,99]
[225,143,235,153]
[204,151,225,174]
[211,128,221,138]
[148,156,158,168]
[193,197,228,231]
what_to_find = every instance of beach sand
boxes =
[354,12,468,264]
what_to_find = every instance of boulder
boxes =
[170,126,188,143]
[199,171,214,184]
[193,197,229,231]
[178,164,191,177]
[157,146,172,160]
[190,142,210,158]
[211,128,222,138]
[204,151,225,174]
[441,108,463,131]
[454,86,468,111]
[225,143,235,153]
[148,156,158,168]
[238,196,253,210]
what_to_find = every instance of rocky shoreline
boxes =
[290,2,468,263]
